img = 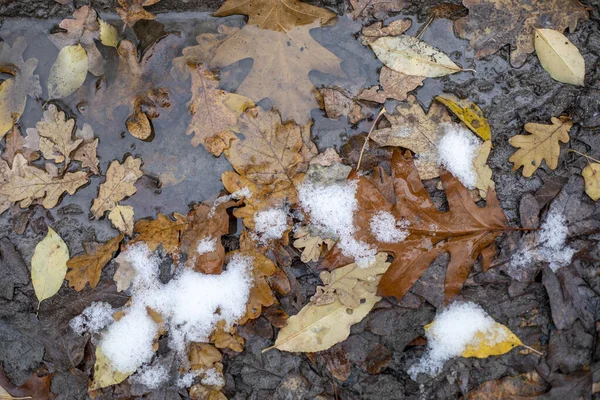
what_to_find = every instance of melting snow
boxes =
[131,364,169,389]
[369,211,409,243]
[437,124,480,189]
[70,301,114,335]
[254,207,288,241]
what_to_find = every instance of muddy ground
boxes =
[1,0,600,399]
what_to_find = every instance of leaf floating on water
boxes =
[534,28,585,86]
[108,205,135,236]
[35,104,82,166]
[369,35,468,77]
[31,227,69,305]
[47,44,89,99]
[99,20,119,48]
[582,162,600,201]
[126,213,188,256]
[434,94,491,140]
[66,234,124,291]
[117,0,162,27]
[73,138,100,175]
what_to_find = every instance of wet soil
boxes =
[1,0,600,399]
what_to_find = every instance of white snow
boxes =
[100,243,253,373]
[209,187,252,217]
[408,302,508,379]
[201,368,225,387]
[197,237,217,255]
[177,371,200,388]
[298,181,376,267]
[69,301,114,335]
[132,364,169,389]
[511,209,575,272]
[437,124,480,189]
[369,211,409,243]
[253,207,288,240]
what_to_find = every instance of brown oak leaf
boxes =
[117,0,161,27]
[2,124,40,167]
[349,0,409,20]
[90,156,143,218]
[320,87,369,124]
[66,234,124,291]
[126,213,188,257]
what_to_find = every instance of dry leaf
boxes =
[210,321,244,352]
[99,20,119,48]
[357,67,424,104]
[31,227,69,305]
[73,138,100,175]
[35,105,82,166]
[454,0,588,67]
[466,371,549,399]
[91,156,143,218]
[117,0,162,27]
[186,64,254,156]
[320,87,369,124]
[0,37,42,139]
[49,5,105,76]
[434,94,491,140]
[360,19,412,43]
[370,35,466,77]
[582,162,600,201]
[66,234,124,291]
[113,253,135,292]
[293,227,330,263]
[509,117,572,177]
[349,0,409,20]
[189,342,222,370]
[1,124,40,167]
[370,95,453,180]
[473,140,495,199]
[90,347,133,390]
[126,213,188,257]
[211,22,344,124]
[534,28,585,86]
[108,205,135,236]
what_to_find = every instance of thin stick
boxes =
[356,107,386,172]
[569,149,600,164]
[415,15,434,39]
[520,344,544,356]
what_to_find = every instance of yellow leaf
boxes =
[473,140,495,199]
[535,28,584,86]
[582,162,600,201]
[47,44,88,99]
[461,322,523,358]
[109,205,135,236]
[31,227,69,305]
[89,347,133,391]
[91,156,144,218]
[434,94,491,140]
[99,19,119,47]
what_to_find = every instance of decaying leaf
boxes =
[108,205,134,236]
[582,162,600,201]
[31,227,69,305]
[371,95,452,180]
[454,0,588,67]
[34,105,82,167]
[509,117,572,177]
[91,156,143,218]
[49,5,105,76]
[434,94,491,140]
[312,252,390,308]
[1,124,40,167]
[66,234,124,291]
[349,0,409,20]
[117,0,162,27]
[211,22,344,124]
[369,35,467,77]
[0,37,42,139]
[90,347,133,391]
[73,138,100,175]
[210,320,244,352]
[473,140,495,199]
[126,213,188,257]
[320,87,369,124]
[322,150,509,301]
[466,371,549,399]
[357,67,424,103]
[534,28,585,86]
[360,19,412,44]
[186,64,254,156]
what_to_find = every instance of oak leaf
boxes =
[73,138,100,175]
[186,64,254,156]
[322,150,509,301]
[188,342,222,370]
[91,156,143,218]
[582,162,600,201]
[35,104,82,167]
[117,0,161,27]
[66,234,124,291]
[2,124,40,167]
[293,227,334,263]
[357,67,424,104]
[126,213,188,257]
[360,19,412,43]
[108,205,134,236]
[454,0,588,67]
[509,117,572,177]
[210,320,244,352]
[211,22,344,124]
[0,37,42,139]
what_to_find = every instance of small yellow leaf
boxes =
[535,28,585,86]
[473,140,495,199]
[461,322,523,358]
[0,79,26,140]
[99,20,119,48]
[89,347,133,391]
[582,162,600,201]
[109,205,135,236]
[31,227,69,305]
[435,94,491,140]
[47,44,88,99]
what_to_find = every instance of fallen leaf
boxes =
[49,5,105,76]
[357,67,424,103]
[312,253,390,308]
[535,28,585,86]
[66,234,124,291]
[73,138,100,175]
[509,117,572,177]
[454,0,588,67]
[113,252,135,292]
[188,342,222,370]
[117,0,162,27]
[90,156,143,218]
[108,205,134,236]
[0,368,55,400]
[349,0,409,20]
[211,321,244,352]
[459,322,523,358]
[0,37,42,139]
[360,19,412,43]
[320,87,369,124]
[89,347,133,391]
[293,227,331,263]
[126,213,188,257]
[322,150,509,301]
[31,227,69,305]
[99,20,119,48]
[466,371,549,399]
[582,162,600,201]
[211,22,344,124]
[369,35,466,77]
[1,124,40,167]
[186,64,254,156]
[473,140,495,199]
[370,95,453,180]
[35,104,82,167]
[428,3,468,20]
[434,94,491,140]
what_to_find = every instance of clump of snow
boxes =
[511,209,575,272]
[131,364,169,389]
[408,302,508,379]
[298,181,376,267]
[209,187,252,217]
[369,211,409,243]
[177,371,200,388]
[100,243,253,373]
[197,237,217,255]
[70,301,114,335]
[253,207,288,240]
[437,124,480,189]
[201,368,225,387]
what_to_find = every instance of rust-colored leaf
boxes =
[126,213,188,257]
[66,234,124,291]
[117,0,161,27]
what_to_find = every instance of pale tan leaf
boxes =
[73,138,100,175]
[582,162,600,201]
[293,228,324,263]
[31,227,69,304]
[91,156,143,218]
[1,124,40,167]
[113,252,135,292]
[47,44,88,99]
[535,28,584,86]
[320,87,368,124]
[108,205,134,236]
[36,104,82,166]
[473,140,495,199]
[357,66,424,103]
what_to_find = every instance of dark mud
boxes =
[1,0,600,399]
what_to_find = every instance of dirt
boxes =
[1,0,600,399]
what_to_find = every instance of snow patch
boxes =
[70,301,114,335]
[132,364,169,389]
[197,237,217,255]
[201,368,225,387]
[437,124,480,189]
[254,207,288,241]
[369,211,409,243]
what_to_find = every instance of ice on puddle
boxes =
[369,211,409,243]
[70,301,114,335]
[437,124,480,189]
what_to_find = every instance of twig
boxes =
[415,15,434,39]
[520,344,544,356]
[356,107,386,172]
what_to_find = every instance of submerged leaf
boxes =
[90,156,143,218]
[434,94,491,140]
[47,44,88,99]
[534,28,585,86]
[35,104,82,166]
[66,234,124,291]
[31,227,69,305]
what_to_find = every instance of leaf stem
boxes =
[356,107,386,172]
[569,149,600,164]
[520,344,544,356]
